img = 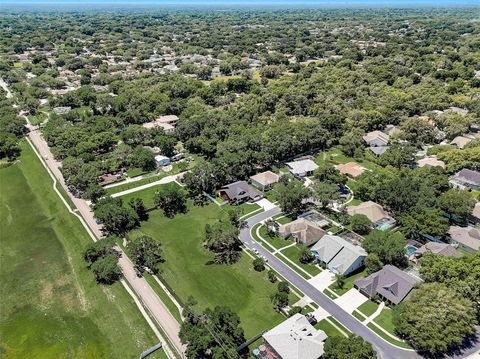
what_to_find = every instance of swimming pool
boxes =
[405,245,417,256]
[376,221,393,231]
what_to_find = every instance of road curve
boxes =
[240,208,419,359]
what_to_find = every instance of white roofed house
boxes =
[286,159,319,178]
[250,170,280,191]
[447,226,480,253]
[347,201,396,231]
[416,156,445,169]
[363,130,390,147]
[310,235,367,276]
[143,115,179,134]
[278,218,326,246]
[256,314,328,359]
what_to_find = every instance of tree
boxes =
[130,146,156,172]
[84,236,117,265]
[94,197,139,235]
[364,253,383,275]
[128,197,148,221]
[298,245,314,264]
[378,142,416,169]
[339,128,364,157]
[179,306,246,359]
[399,117,436,146]
[335,273,345,289]
[350,214,372,235]
[314,163,347,186]
[438,189,475,224]
[275,180,310,217]
[128,235,164,274]
[362,230,407,268]
[155,135,177,157]
[204,222,242,264]
[227,207,244,228]
[271,291,289,310]
[419,252,480,313]
[0,131,21,160]
[252,258,265,272]
[323,335,376,359]
[183,162,219,204]
[90,254,122,284]
[267,270,277,283]
[394,283,476,355]
[154,185,187,218]
[314,182,339,208]
[277,281,290,293]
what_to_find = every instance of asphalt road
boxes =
[240,208,419,359]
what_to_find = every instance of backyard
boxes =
[0,142,163,359]
[129,201,286,338]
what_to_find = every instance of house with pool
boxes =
[347,201,395,231]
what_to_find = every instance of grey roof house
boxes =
[219,181,262,204]
[415,242,461,258]
[286,159,319,177]
[448,226,480,252]
[311,235,367,276]
[449,169,480,190]
[354,265,420,305]
[259,314,327,359]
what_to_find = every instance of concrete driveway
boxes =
[334,288,368,314]
[256,198,276,211]
[307,270,336,291]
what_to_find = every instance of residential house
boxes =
[416,156,445,169]
[286,159,319,177]
[363,130,390,147]
[369,146,389,156]
[447,226,480,252]
[142,115,179,134]
[155,155,171,167]
[384,124,401,137]
[449,169,480,190]
[219,181,262,204]
[414,242,461,258]
[336,162,365,179]
[257,314,327,359]
[469,202,480,225]
[250,171,280,191]
[53,106,71,115]
[448,107,469,116]
[354,265,420,305]
[278,218,326,246]
[347,201,395,230]
[310,235,367,276]
[99,173,119,186]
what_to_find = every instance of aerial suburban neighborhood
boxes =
[0,1,479,359]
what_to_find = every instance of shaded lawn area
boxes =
[356,300,379,317]
[367,323,412,349]
[314,318,345,338]
[0,142,160,359]
[315,147,381,172]
[373,308,396,335]
[274,216,293,225]
[347,198,363,207]
[328,268,367,296]
[279,245,322,277]
[126,167,148,178]
[129,202,285,337]
[259,225,293,250]
[118,182,181,210]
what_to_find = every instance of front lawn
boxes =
[356,300,379,317]
[373,308,396,335]
[127,167,148,178]
[118,182,181,209]
[279,245,322,277]
[259,225,293,250]
[129,202,285,337]
[314,318,346,338]
[328,268,367,296]
[0,142,161,358]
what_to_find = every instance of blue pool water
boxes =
[405,246,417,256]
[376,222,392,231]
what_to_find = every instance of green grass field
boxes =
[356,299,379,317]
[0,142,161,359]
[279,246,322,277]
[118,182,182,210]
[129,202,285,338]
[328,268,367,296]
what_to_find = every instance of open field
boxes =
[129,201,285,338]
[119,182,182,210]
[0,142,161,359]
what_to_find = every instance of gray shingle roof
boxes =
[354,265,420,304]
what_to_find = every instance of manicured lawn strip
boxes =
[143,273,183,323]
[314,318,345,338]
[279,246,321,277]
[328,316,350,335]
[235,202,261,216]
[259,225,293,250]
[0,142,160,358]
[357,300,379,317]
[118,182,182,210]
[129,202,285,338]
[275,216,293,225]
[127,167,148,178]
[373,308,396,335]
[323,289,338,299]
[353,311,365,321]
[54,180,76,209]
[328,269,367,296]
[106,174,166,195]
[367,323,412,349]
[347,198,362,207]
[276,254,311,280]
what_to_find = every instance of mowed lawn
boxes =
[0,142,162,359]
[130,203,285,338]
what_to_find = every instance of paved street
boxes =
[240,208,418,359]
